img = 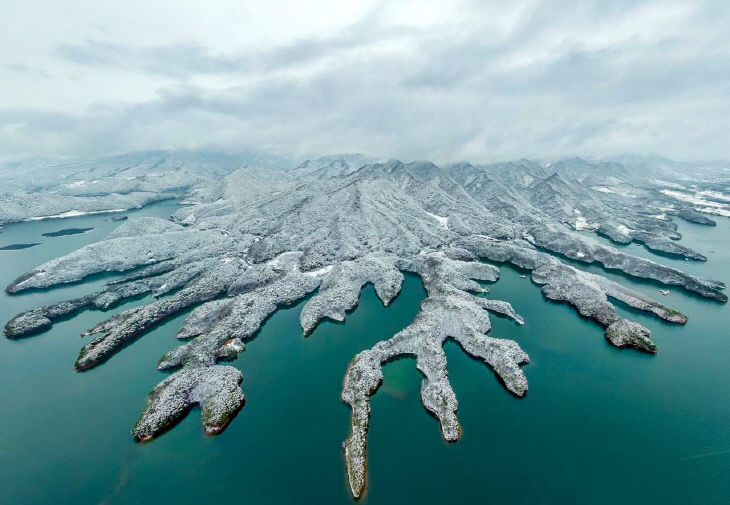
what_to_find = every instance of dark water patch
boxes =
[0,242,40,250]
[42,227,94,237]
[95,451,137,505]
[378,354,419,399]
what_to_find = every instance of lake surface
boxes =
[0,203,728,505]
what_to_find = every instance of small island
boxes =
[41,227,94,237]
[0,243,40,250]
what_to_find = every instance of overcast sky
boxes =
[1,0,729,163]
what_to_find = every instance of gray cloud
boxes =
[1,0,729,162]
[56,43,239,77]
[53,9,411,79]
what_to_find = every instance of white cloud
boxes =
[0,0,728,162]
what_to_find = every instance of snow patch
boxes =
[268,251,302,271]
[616,224,633,235]
[661,189,730,214]
[574,216,597,231]
[591,186,615,194]
[25,209,127,221]
[425,211,449,229]
[522,232,536,243]
[698,190,730,202]
[651,179,686,190]
[695,206,730,217]
[304,265,334,277]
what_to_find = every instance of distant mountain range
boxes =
[1,150,727,228]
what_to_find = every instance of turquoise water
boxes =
[0,205,728,505]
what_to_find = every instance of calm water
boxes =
[0,204,728,505]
